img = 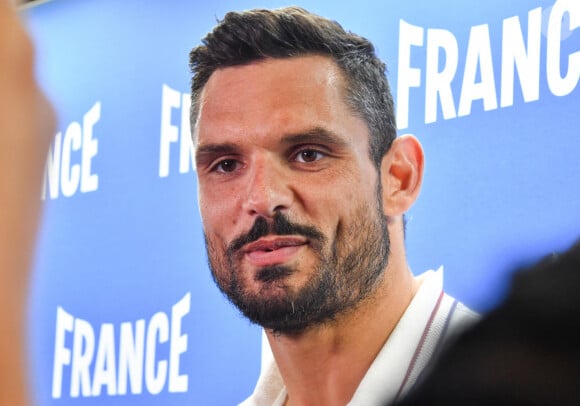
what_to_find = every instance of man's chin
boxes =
[248,306,314,335]
[228,288,308,332]
[256,265,294,283]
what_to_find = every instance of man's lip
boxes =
[242,236,308,253]
[242,236,308,267]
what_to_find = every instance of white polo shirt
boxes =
[240,268,479,406]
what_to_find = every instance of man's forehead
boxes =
[193,55,350,145]
[201,55,345,102]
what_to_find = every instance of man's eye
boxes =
[214,159,239,173]
[295,149,324,163]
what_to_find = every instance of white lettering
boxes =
[52,295,190,399]
[117,319,145,395]
[458,24,498,117]
[159,84,194,177]
[159,84,181,177]
[500,8,542,107]
[396,20,424,130]
[81,102,100,193]
[547,0,580,96]
[169,293,190,392]
[41,102,101,199]
[92,323,117,396]
[52,307,74,399]
[70,318,95,397]
[145,312,169,395]
[397,2,579,128]
[60,123,82,197]
[425,28,458,123]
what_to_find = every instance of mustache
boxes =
[228,213,325,254]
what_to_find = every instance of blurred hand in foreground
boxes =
[0,0,56,404]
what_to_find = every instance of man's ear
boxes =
[380,134,424,216]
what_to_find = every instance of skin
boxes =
[194,55,424,405]
[0,1,55,404]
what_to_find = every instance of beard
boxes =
[204,194,390,335]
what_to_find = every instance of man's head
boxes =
[189,6,396,167]
[190,7,423,334]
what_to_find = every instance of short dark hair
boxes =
[189,6,396,166]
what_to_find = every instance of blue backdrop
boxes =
[24,0,579,404]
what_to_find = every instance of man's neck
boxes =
[266,267,419,406]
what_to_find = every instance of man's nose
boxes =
[241,156,293,218]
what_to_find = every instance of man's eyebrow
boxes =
[195,127,347,165]
[280,127,348,148]
[195,143,239,165]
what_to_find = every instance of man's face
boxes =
[194,55,390,334]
